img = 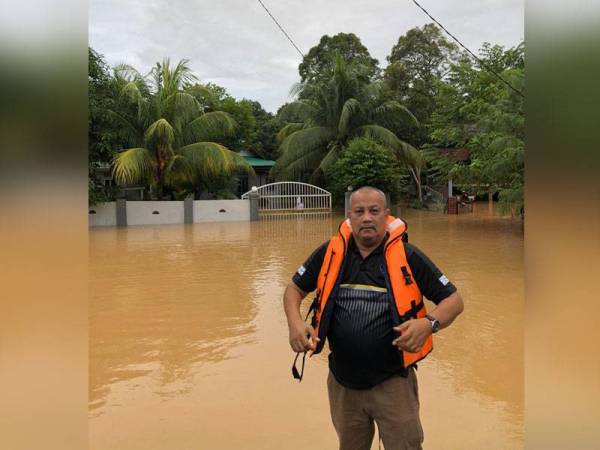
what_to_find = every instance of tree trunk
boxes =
[416,168,423,204]
[408,166,422,204]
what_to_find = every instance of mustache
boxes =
[359,225,376,230]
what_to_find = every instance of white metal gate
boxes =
[241,182,332,217]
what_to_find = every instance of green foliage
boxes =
[429,42,524,215]
[108,58,252,199]
[273,52,419,185]
[329,137,401,204]
[383,23,461,148]
[89,47,128,205]
[299,33,380,84]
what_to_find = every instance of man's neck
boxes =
[353,235,386,259]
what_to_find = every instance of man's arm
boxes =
[392,291,464,353]
[283,282,320,353]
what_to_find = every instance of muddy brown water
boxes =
[90,203,523,449]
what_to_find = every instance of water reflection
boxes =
[90,204,523,449]
[90,224,261,414]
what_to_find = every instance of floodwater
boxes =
[89,203,523,450]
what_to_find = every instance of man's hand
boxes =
[289,320,320,353]
[392,318,431,353]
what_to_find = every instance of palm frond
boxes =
[163,91,201,129]
[178,142,253,181]
[318,142,343,174]
[338,98,361,137]
[113,64,145,83]
[276,122,305,145]
[185,84,217,107]
[112,148,154,186]
[164,154,194,186]
[183,111,237,145]
[100,108,143,147]
[278,100,318,123]
[145,118,175,150]
[371,101,419,129]
[272,126,335,178]
[271,146,325,180]
[356,124,414,163]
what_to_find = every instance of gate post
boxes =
[249,187,259,221]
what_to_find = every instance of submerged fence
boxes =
[241,182,332,218]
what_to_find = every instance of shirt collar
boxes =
[348,232,389,257]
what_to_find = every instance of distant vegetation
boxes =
[90,24,523,216]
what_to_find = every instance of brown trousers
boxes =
[327,370,424,450]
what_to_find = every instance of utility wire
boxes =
[256,0,305,58]
[410,0,524,98]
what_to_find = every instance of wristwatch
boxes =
[425,314,441,333]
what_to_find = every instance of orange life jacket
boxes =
[310,215,433,368]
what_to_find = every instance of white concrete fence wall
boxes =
[88,202,117,227]
[193,200,249,223]
[127,201,185,225]
[89,200,250,227]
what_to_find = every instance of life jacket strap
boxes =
[290,299,318,381]
[401,266,413,285]
[399,299,423,322]
[291,351,306,382]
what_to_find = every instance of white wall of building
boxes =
[193,200,249,222]
[127,201,185,225]
[89,202,116,227]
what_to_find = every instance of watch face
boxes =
[427,315,440,332]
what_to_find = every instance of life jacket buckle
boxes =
[401,266,413,285]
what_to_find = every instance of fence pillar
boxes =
[249,190,259,221]
[184,196,194,224]
[116,198,127,227]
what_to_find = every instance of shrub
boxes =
[328,137,401,204]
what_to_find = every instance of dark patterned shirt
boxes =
[292,234,456,389]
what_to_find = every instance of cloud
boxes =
[89,0,523,112]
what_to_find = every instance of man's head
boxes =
[348,186,390,248]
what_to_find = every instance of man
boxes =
[283,186,464,450]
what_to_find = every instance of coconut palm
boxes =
[271,53,420,183]
[108,58,251,199]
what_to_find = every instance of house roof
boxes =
[239,150,276,167]
[437,148,471,162]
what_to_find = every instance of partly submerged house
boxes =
[236,150,275,197]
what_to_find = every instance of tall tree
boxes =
[89,47,124,205]
[273,52,419,185]
[109,59,251,199]
[429,43,524,215]
[383,24,460,147]
[299,33,380,84]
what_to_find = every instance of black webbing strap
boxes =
[401,266,413,285]
[399,299,423,322]
[290,299,317,382]
[292,351,307,381]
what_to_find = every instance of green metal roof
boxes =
[239,150,276,167]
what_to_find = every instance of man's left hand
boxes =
[392,318,432,353]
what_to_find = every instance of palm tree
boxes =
[108,58,251,199]
[271,53,420,184]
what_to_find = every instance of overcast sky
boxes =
[89,0,523,113]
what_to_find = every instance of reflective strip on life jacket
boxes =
[312,216,433,368]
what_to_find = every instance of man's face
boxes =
[348,190,389,247]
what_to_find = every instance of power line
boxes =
[256,0,305,59]
[410,0,524,98]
